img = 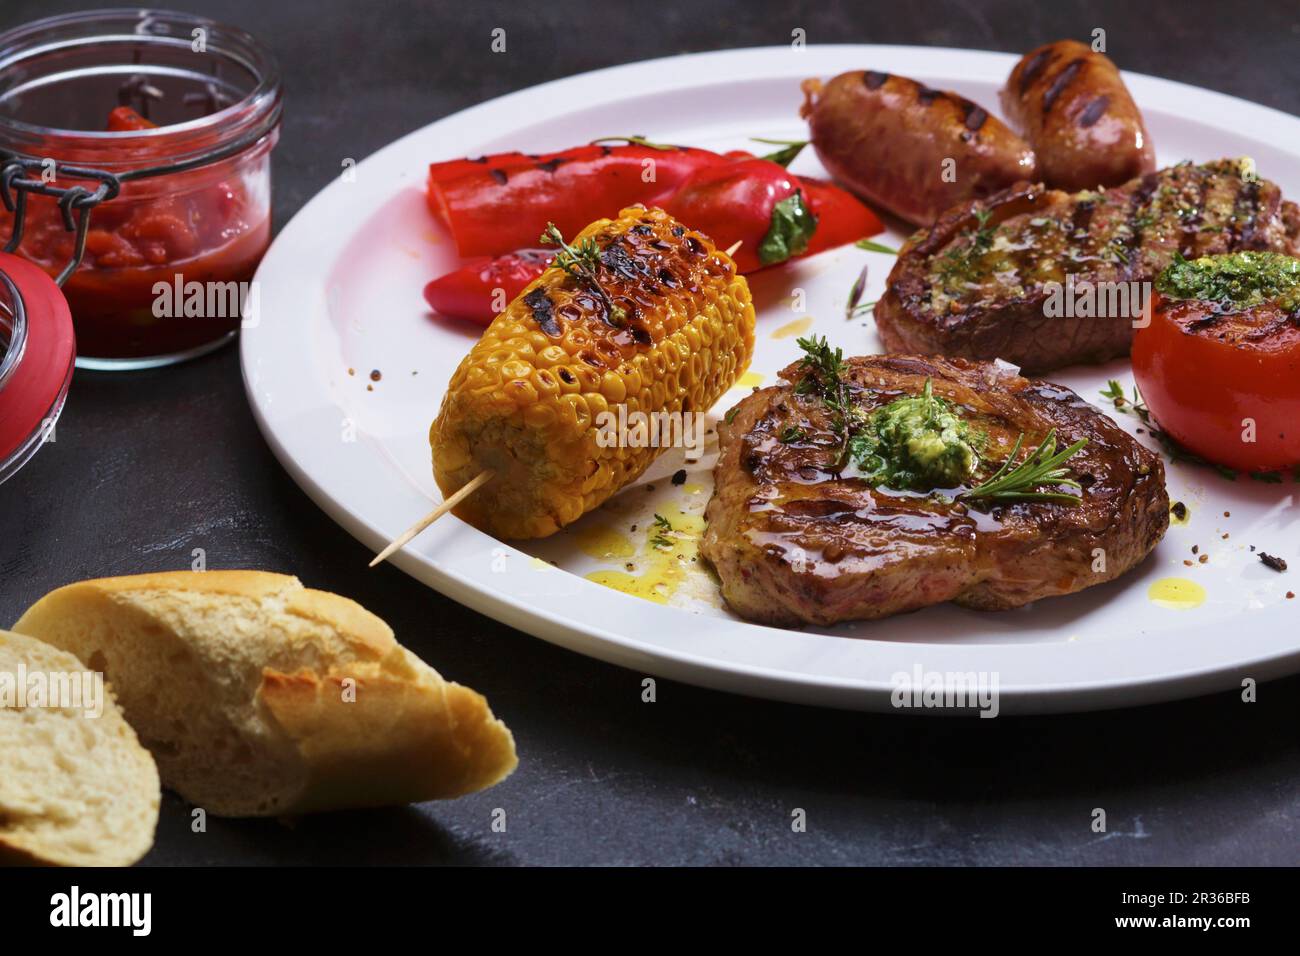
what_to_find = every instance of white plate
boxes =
[242,45,1300,713]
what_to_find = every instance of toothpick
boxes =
[724,240,743,257]
[369,470,495,567]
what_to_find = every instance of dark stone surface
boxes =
[2,0,1297,865]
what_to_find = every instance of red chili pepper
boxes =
[427,141,724,257]
[423,249,551,324]
[705,149,884,257]
[800,176,885,256]
[664,157,814,273]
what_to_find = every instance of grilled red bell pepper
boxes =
[800,176,885,257]
[427,140,724,257]
[664,157,815,274]
[423,249,551,324]
[423,138,886,324]
[716,147,883,259]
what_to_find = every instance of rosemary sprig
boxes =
[539,222,626,326]
[963,429,1089,504]
[789,346,1086,505]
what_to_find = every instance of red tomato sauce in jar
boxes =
[0,9,282,368]
[9,108,272,359]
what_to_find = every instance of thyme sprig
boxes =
[794,336,862,467]
[540,222,626,326]
[963,430,1089,504]
[649,513,676,549]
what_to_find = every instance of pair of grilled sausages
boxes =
[801,40,1154,225]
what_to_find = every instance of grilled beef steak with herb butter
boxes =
[701,354,1168,627]
[874,159,1300,373]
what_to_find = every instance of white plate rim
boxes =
[241,44,1300,713]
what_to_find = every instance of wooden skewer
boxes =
[369,470,494,567]
[374,238,740,569]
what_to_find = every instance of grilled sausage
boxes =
[1001,40,1155,191]
[800,71,1037,226]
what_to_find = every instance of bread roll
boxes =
[0,629,160,866]
[13,571,517,817]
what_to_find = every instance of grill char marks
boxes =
[1077,95,1109,128]
[538,209,736,355]
[700,354,1169,627]
[1042,59,1084,113]
[963,102,989,132]
[863,71,992,129]
[874,160,1300,373]
[1018,48,1053,94]
[916,85,941,105]
[524,288,559,337]
[1234,179,1263,248]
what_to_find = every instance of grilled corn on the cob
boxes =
[431,205,756,539]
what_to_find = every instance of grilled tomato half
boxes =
[1133,251,1300,472]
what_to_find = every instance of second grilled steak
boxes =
[701,354,1168,628]
[874,158,1300,373]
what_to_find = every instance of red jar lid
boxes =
[0,251,74,482]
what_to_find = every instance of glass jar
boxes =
[0,252,74,484]
[0,9,281,369]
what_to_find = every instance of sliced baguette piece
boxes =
[13,571,517,817]
[0,629,160,866]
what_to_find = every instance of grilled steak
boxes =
[701,354,1168,627]
[874,159,1300,372]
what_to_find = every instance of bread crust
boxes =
[13,571,517,817]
